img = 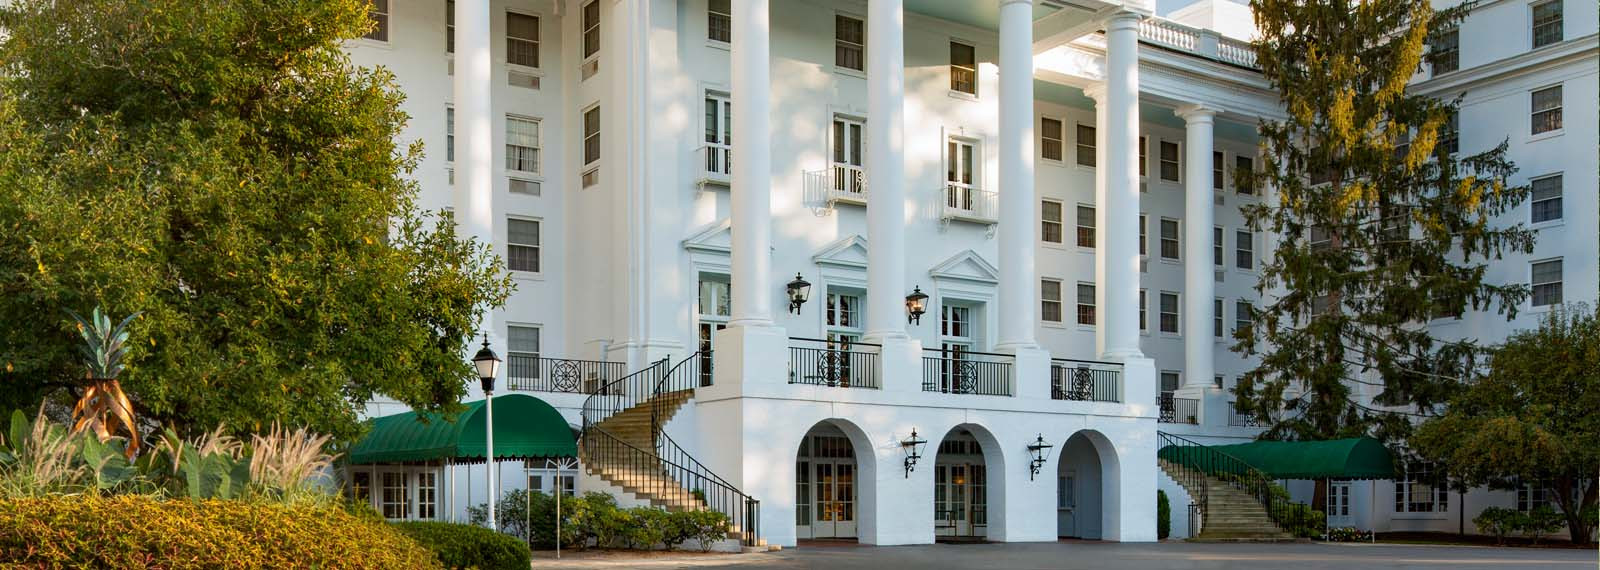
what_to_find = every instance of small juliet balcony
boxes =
[1158,393,1200,424]
[803,164,868,212]
[507,354,628,394]
[921,347,1013,397]
[1049,358,1122,403]
[696,143,731,187]
[788,337,880,389]
[939,183,998,226]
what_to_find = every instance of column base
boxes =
[711,324,789,388]
[873,336,923,394]
[994,345,1051,400]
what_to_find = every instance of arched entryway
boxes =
[794,420,872,540]
[931,424,1004,541]
[1056,430,1120,539]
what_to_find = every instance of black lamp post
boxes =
[786,273,812,314]
[905,286,929,325]
[1027,434,1054,481]
[470,334,502,526]
[901,429,928,478]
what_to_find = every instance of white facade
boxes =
[347,0,1597,545]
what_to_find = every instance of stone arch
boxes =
[1055,429,1121,540]
[929,422,1007,540]
[793,418,878,540]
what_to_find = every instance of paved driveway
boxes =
[535,540,1597,569]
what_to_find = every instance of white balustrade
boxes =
[803,164,868,209]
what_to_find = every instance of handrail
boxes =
[1157,431,1299,537]
[579,358,668,431]
[922,346,1014,358]
[789,336,881,347]
[506,355,628,393]
[582,427,759,545]
[1050,356,1122,367]
[789,339,880,389]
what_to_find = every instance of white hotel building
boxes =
[346,0,1597,546]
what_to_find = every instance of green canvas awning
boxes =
[1159,437,1396,480]
[348,394,577,464]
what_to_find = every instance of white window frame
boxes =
[581,0,601,61]
[582,105,601,166]
[1530,173,1563,224]
[1212,226,1224,267]
[1138,135,1148,179]
[446,0,455,53]
[1040,116,1064,163]
[1075,124,1095,167]
[363,0,390,43]
[834,14,866,74]
[1040,278,1063,324]
[1158,139,1181,183]
[1138,289,1148,333]
[949,40,977,96]
[1530,258,1563,307]
[507,217,541,274]
[1530,0,1563,49]
[1213,298,1224,339]
[1234,300,1252,335]
[1531,84,1563,136]
[445,106,455,163]
[1041,199,1064,245]
[1159,291,1180,334]
[1395,462,1449,514]
[1211,150,1225,190]
[506,10,541,68]
[1076,282,1096,327]
[1075,205,1095,249]
[1235,229,1255,271]
[1138,214,1148,257]
[1235,154,1256,195]
[1431,27,1459,75]
[707,0,731,44]
[825,288,865,341]
[1159,217,1181,261]
[505,115,541,174]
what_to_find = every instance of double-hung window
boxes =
[1041,117,1064,161]
[1159,218,1180,260]
[446,1,455,53]
[708,0,731,43]
[1158,141,1180,182]
[507,12,540,67]
[1531,174,1563,223]
[1235,155,1255,194]
[1531,0,1563,48]
[1234,300,1252,335]
[1041,279,1063,323]
[1077,283,1095,326]
[582,0,600,60]
[1041,200,1063,244]
[1531,259,1563,306]
[1235,229,1254,270]
[835,16,865,72]
[364,0,389,42]
[507,218,540,273]
[1138,214,1148,256]
[1139,290,1148,331]
[1212,226,1224,266]
[826,290,863,342]
[1431,28,1458,74]
[1213,299,1224,338]
[505,116,540,173]
[1076,206,1095,248]
[1075,124,1095,166]
[1212,151,1224,190]
[949,42,976,95]
[1532,85,1562,135]
[445,107,455,162]
[583,106,601,165]
[1440,112,1459,154]
[1396,463,1449,513]
[1159,292,1179,334]
[1138,136,1148,177]
[507,325,540,384]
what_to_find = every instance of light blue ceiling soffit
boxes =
[904,0,1061,31]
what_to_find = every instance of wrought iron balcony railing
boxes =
[921,348,1013,396]
[1228,402,1266,427]
[506,354,628,393]
[1158,393,1200,424]
[788,337,880,389]
[1049,358,1122,402]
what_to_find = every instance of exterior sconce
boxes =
[1027,434,1054,481]
[472,333,502,394]
[901,429,928,478]
[786,273,812,315]
[905,286,929,325]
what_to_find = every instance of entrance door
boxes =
[935,463,986,537]
[1057,471,1077,537]
[812,462,857,538]
[945,138,976,211]
[1328,481,1353,528]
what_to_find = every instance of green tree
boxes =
[1413,304,1600,545]
[0,0,511,442]
[1233,0,1535,441]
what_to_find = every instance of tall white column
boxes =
[729,0,773,329]
[1102,11,1143,360]
[996,0,1037,350]
[865,0,907,342]
[453,0,493,253]
[1177,104,1217,390]
[1085,85,1109,356]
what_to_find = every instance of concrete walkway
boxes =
[532,540,1597,569]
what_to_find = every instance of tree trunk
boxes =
[1554,476,1597,545]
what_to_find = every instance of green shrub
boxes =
[391,521,531,570]
[683,509,732,552]
[1156,490,1171,539]
[1520,506,1564,544]
[623,507,672,550]
[0,495,440,569]
[1474,506,1521,544]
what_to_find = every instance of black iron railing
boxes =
[506,354,627,393]
[1158,394,1199,424]
[656,430,759,546]
[1157,431,1296,537]
[580,358,669,429]
[788,337,880,389]
[1049,358,1122,402]
[1227,402,1264,427]
[920,348,1013,396]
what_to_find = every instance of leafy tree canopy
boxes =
[1413,304,1600,545]
[1234,0,1534,441]
[0,0,511,442]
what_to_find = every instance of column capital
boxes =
[1105,10,1143,30]
[1174,103,1221,123]
[1082,83,1107,105]
[999,0,1034,6]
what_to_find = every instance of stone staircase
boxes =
[1160,458,1296,542]
[584,391,701,512]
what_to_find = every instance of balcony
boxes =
[1158,393,1199,424]
[803,164,868,212]
[939,183,998,226]
[788,337,880,389]
[1049,359,1122,403]
[1228,401,1266,427]
[1136,17,1258,68]
[921,348,1013,396]
[696,144,731,187]
[506,354,628,394]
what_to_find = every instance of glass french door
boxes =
[832,118,865,194]
[1328,481,1353,528]
[1057,470,1077,537]
[704,95,732,175]
[946,139,976,210]
[934,463,987,537]
[796,459,856,538]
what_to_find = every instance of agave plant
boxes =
[65,306,143,455]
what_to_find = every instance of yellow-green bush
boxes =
[0,495,442,569]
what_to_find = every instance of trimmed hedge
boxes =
[390,521,532,570]
[0,495,441,569]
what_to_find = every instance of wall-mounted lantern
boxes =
[786,273,812,315]
[1027,434,1054,481]
[901,429,928,478]
[905,286,929,325]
